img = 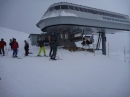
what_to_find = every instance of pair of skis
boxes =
[13,57,22,59]
[31,55,63,60]
[49,58,63,61]
[12,55,63,60]
[30,55,49,57]
[12,55,47,59]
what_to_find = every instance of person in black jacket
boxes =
[24,40,29,56]
[48,34,53,57]
[50,34,58,60]
[81,37,86,47]
[9,39,13,50]
[37,39,46,56]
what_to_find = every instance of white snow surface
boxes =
[0,27,130,97]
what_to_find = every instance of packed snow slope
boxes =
[0,27,130,97]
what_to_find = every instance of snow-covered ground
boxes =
[0,27,130,97]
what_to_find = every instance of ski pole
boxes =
[58,48,63,56]
[56,49,60,59]
[6,47,9,56]
[85,39,87,55]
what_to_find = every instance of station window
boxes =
[111,14,115,17]
[113,14,117,18]
[109,14,113,17]
[118,15,123,19]
[112,14,117,18]
[61,5,68,9]
[119,15,122,18]
[54,5,60,10]
[78,7,84,12]
[98,11,102,15]
[121,16,126,19]
[106,12,110,16]
[91,10,98,14]
[118,15,122,19]
[68,5,75,10]
[115,14,120,18]
[102,12,107,16]
[83,8,88,12]
[102,12,106,15]
[116,15,120,19]
[49,7,54,11]
[120,16,124,19]
[74,6,79,11]
[86,9,91,13]
[100,12,104,15]
[123,16,126,19]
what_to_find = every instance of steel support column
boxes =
[101,32,106,55]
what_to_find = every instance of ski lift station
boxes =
[36,2,130,55]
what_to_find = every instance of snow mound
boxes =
[0,27,29,49]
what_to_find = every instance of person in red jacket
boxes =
[12,38,19,58]
[0,38,6,56]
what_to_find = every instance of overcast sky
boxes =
[0,0,129,34]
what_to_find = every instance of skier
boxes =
[24,40,29,56]
[0,38,6,56]
[86,35,94,48]
[9,39,13,50]
[86,38,91,48]
[50,33,58,60]
[48,34,53,57]
[90,35,94,43]
[81,37,86,47]
[37,39,46,56]
[12,38,19,58]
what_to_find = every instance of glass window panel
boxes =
[98,11,103,15]
[49,7,54,11]
[104,12,109,16]
[102,12,107,16]
[118,15,123,19]
[83,8,88,12]
[102,12,106,15]
[61,5,68,9]
[74,6,79,11]
[117,15,121,18]
[108,14,113,17]
[121,16,126,19]
[118,16,122,19]
[87,9,92,13]
[78,7,84,12]
[110,14,115,17]
[91,10,98,14]
[68,5,75,10]
[112,14,117,18]
[54,5,60,10]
